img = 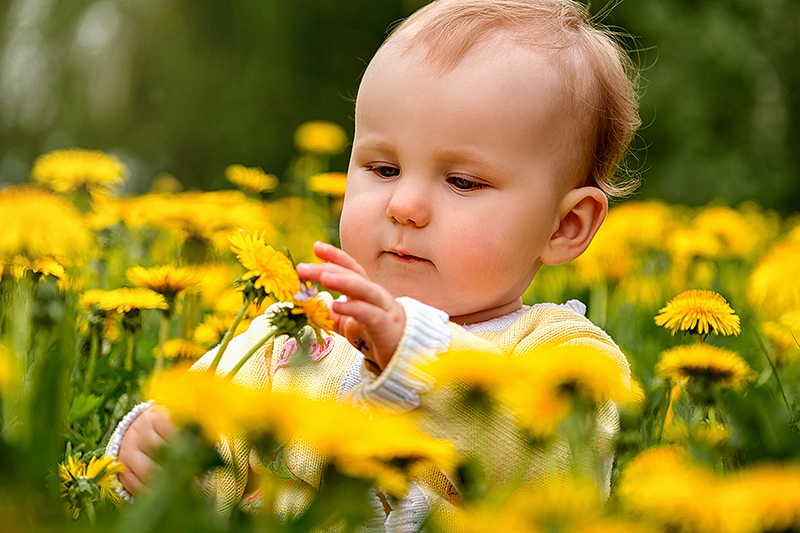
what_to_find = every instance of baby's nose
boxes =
[385,182,430,227]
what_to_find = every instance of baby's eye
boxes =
[447,176,486,191]
[367,164,400,178]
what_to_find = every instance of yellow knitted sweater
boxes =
[189,298,630,528]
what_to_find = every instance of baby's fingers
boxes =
[319,269,394,309]
[312,241,369,278]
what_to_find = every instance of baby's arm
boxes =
[296,241,405,371]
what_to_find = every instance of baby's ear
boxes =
[539,187,608,266]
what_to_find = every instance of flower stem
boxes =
[125,334,135,372]
[83,331,100,393]
[655,383,672,445]
[207,295,252,374]
[223,327,279,380]
[154,314,169,373]
[752,323,791,411]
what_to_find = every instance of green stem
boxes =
[207,295,252,374]
[752,323,791,411]
[655,383,672,445]
[223,327,279,380]
[125,334,135,372]
[154,315,169,373]
[83,332,100,393]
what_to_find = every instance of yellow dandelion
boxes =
[193,314,252,347]
[59,455,124,519]
[87,288,168,313]
[722,463,800,533]
[227,231,299,302]
[31,148,126,194]
[656,344,755,390]
[225,164,278,194]
[126,265,199,298]
[655,290,741,337]
[159,339,207,361]
[7,255,66,280]
[616,447,722,532]
[144,367,262,441]
[307,172,348,197]
[0,186,92,260]
[762,320,800,367]
[747,239,800,319]
[292,295,334,337]
[293,120,348,155]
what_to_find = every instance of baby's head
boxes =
[338,0,640,324]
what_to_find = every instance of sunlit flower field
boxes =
[1,121,799,532]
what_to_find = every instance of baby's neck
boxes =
[449,298,524,326]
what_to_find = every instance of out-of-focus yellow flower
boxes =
[123,191,275,249]
[692,204,773,260]
[127,265,199,299]
[31,148,126,194]
[80,288,168,313]
[747,239,800,319]
[307,172,347,197]
[424,344,632,440]
[258,393,457,497]
[193,314,252,347]
[0,186,92,260]
[225,164,278,194]
[293,121,348,156]
[762,314,800,367]
[722,463,800,533]
[655,290,741,337]
[159,339,207,362]
[8,255,66,280]
[148,369,455,496]
[228,231,299,302]
[656,344,755,391]
[145,368,258,441]
[212,289,268,319]
[617,446,721,532]
[59,455,124,519]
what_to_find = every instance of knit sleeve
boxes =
[349,297,452,413]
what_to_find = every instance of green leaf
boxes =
[67,394,103,425]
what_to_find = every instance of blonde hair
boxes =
[383,0,641,198]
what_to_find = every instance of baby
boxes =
[109,0,639,527]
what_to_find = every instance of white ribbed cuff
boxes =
[105,400,154,503]
[352,298,451,413]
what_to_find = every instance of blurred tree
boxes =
[0,0,797,212]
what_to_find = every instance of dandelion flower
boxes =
[293,121,348,155]
[291,294,334,339]
[0,186,92,259]
[307,172,347,197]
[126,265,199,299]
[225,164,278,194]
[59,455,124,519]
[748,240,800,319]
[88,288,168,313]
[656,344,755,390]
[228,231,299,302]
[193,314,251,346]
[655,290,741,337]
[31,148,126,194]
[160,339,207,362]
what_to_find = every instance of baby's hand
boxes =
[296,241,405,371]
[117,405,176,495]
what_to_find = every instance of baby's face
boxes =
[340,39,580,324]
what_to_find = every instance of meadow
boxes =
[1,121,800,532]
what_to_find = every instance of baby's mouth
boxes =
[385,250,430,264]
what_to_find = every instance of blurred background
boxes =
[0,0,797,213]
